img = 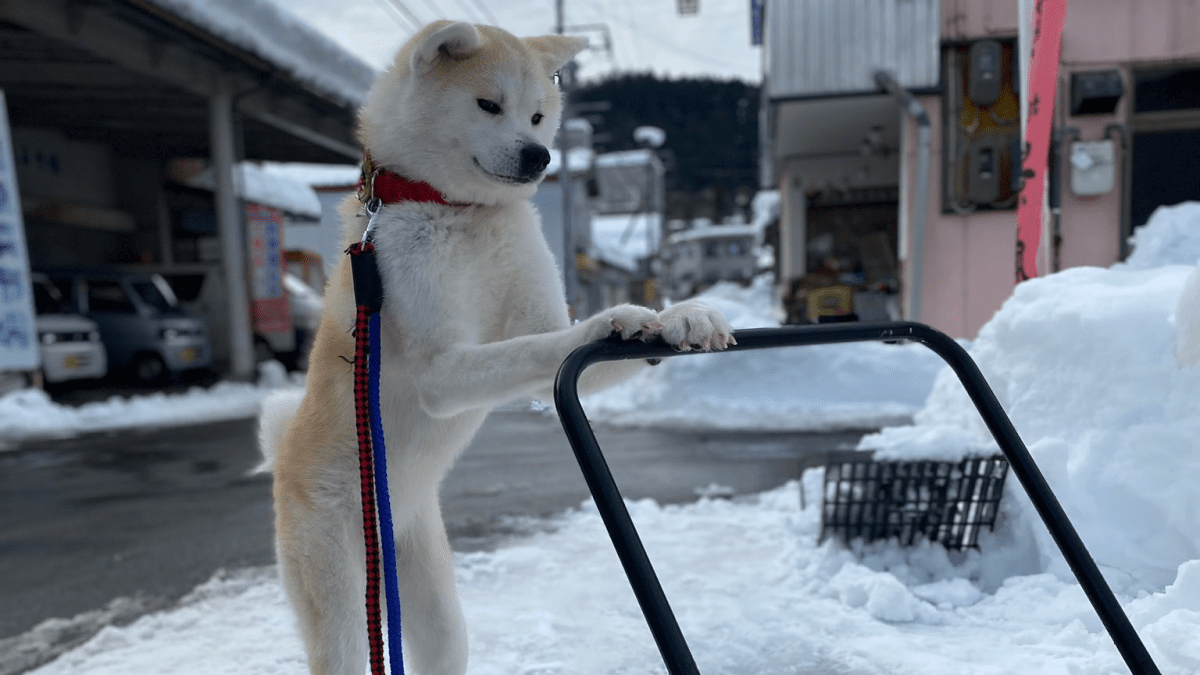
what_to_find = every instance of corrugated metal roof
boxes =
[766,0,940,99]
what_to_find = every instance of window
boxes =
[86,280,136,314]
[33,279,64,314]
[1134,67,1200,113]
[132,280,173,312]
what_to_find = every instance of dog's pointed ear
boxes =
[524,35,588,76]
[412,22,482,75]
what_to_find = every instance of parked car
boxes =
[156,267,322,372]
[30,273,108,385]
[44,269,213,383]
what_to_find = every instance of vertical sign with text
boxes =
[0,91,40,372]
[246,203,292,334]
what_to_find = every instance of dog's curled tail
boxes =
[255,389,305,474]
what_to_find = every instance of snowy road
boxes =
[0,405,863,673]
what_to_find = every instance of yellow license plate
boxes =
[180,348,197,362]
[63,355,82,370]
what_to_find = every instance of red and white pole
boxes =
[1015,0,1068,281]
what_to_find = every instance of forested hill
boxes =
[570,74,760,220]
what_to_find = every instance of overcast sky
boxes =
[263,0,762,82]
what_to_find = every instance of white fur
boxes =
[258,21,732,675]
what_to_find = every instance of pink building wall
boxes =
[908,0,1200,338]
[903,97,1017,338]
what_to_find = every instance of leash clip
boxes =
[361,198,382,245]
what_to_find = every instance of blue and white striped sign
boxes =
[0,91,41,371]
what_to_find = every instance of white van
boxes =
[46,269,213,383]
[31,273,108,384]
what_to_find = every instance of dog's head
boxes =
[359,22,586,206]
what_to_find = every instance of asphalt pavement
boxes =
[0,403,864,673]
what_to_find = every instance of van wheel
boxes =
[133,353,167,385]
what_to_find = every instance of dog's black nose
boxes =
[519,144,551,177]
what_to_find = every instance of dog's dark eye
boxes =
[477,98,502,115]
[531,113,544,126]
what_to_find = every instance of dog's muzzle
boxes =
[519,144,551,180]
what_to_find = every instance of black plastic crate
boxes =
[820,455,1009,551]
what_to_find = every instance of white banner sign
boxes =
[0,90,40,371]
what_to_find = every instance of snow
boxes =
[595,149,660,168]
[1123,201,1200,270]
[545,148,596,176]
[182,162,324,218]
[590,211,661,271]
[634,126,667,148]
[0,362,302,450]
[581,276,946,432]
[146,0,376,107]
[261,162,362,190]
[667,222,760,245]
[16,204,1200,674]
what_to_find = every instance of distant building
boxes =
[659,221,759,300]
[592,150,665,216]
[761,0,1200,337]
[0,0,371,377]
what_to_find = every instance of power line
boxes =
[379,0,423,31]
[371,0,415,30]
[595,11,745,73]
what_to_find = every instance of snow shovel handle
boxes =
[553,321,1160,675]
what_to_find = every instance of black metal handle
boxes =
[553,321,1160,675]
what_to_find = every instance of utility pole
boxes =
[555,0,578,316]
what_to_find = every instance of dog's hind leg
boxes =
[396,496,468,675]
[276,490,369,675]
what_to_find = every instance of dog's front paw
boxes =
[656,301,735,352]
[588,304,660,342]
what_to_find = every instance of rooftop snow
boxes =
[545,148,595,176]
[182,162,323,218]
[594,149,660,168]
[143,0,377,108]
[259,162,361,189]
[666,222,760,245]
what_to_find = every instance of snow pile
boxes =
[0,363,302,448]
[146,0,376,107]
[1123,201,1200,269]
[581,276,945,431]
[861,203,1200,595]
[1176,264,1200,367]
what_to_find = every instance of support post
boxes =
[209,78,255,379]
[875,71,931,324]
[555,2,578,317]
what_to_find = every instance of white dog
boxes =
[258,21,733,675]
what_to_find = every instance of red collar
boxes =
[357,153,466,207]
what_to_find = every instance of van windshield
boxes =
[33,279,66,314]
[132,280,174,312]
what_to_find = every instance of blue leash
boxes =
[368,312,405,674]
[349,203,405,674]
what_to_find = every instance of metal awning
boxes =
[0,0,371,164]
